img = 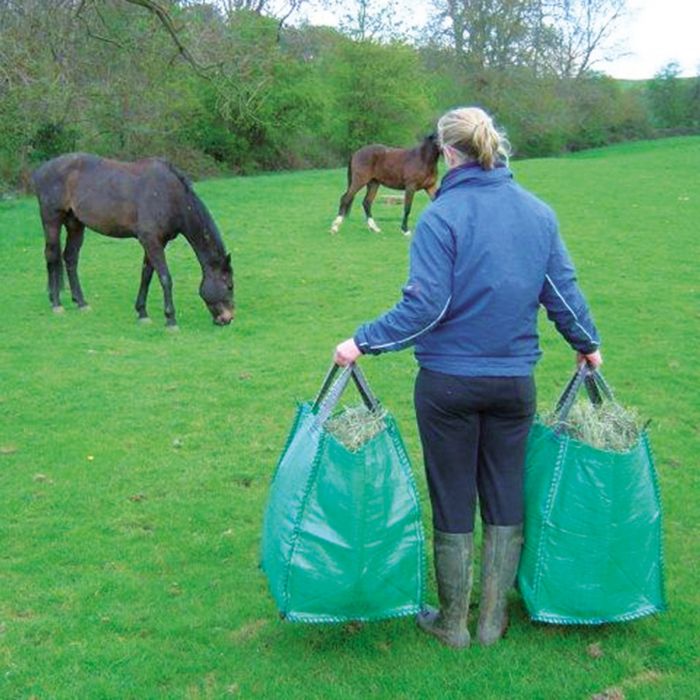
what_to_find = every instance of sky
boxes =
[303,0,700,80]
[604,0,700,79]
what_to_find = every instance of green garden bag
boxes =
[261,363,426,623]
[518,366,666,624]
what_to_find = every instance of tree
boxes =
[210,0,306,20]
[209,0,313,43]
[548,0,628,78]
[328,38,433,152]
[323,0,409,42]
[647,62,695,130]
[426,0,543,73]
[425,0,628,78]
[70,1,307,75]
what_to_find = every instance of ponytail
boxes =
[437,107,511,170]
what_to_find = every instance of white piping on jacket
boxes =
[364,295,453,351]
[544,274,599,345]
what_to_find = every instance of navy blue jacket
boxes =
[354,163,600,376]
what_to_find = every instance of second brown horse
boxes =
[330,134,440,236]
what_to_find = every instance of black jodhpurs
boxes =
[414,368,536,534]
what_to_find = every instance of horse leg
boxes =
[42,215,65,312]
[401,188,416,236]
[134,253,154,323]
[331,173,366,234]
[363,181,381,233]
[63,215,89,309]
[331,190,356,234]
[141,239,177,328]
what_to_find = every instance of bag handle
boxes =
[583,370,614,407]
[313,363,345,411]
[553,363,615,429]
[348,363,381,413]
[311,363,382,429]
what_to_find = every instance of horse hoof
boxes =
[138,317,152,325]
[166,324,180,333]
[52,305,65,314]
[402,230,412,237]
[330,216,343,234]
[79,304,92,312]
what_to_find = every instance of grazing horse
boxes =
[32,153,234,328]
[330,133,441,236]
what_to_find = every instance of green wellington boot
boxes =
[417,530,473,648]
[476,524,523,646]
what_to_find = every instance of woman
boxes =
[334,106,602,648]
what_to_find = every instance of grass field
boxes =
[1,137,698,699]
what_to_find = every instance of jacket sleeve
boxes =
[354,212,454,355]
[539,221,600,354]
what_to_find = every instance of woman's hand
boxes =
[577,349,603,369]
[334,338,362,367]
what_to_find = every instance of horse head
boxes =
[423,133,441,163]
[200,253,234,326]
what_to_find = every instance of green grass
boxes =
[1,137,698,699]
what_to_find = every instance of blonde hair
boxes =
[437,107,511,170]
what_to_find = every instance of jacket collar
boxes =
[435,161,512,199]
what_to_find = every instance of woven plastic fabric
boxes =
[261,365,426,623]
[517,369,666,625]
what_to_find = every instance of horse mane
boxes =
[159,159,227,258]
[420,133,441,164]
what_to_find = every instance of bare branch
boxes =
[76,2,124,47]
[115,0,217,77]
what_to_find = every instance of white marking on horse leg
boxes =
[367,217,381,233]
[52,305,65,314]
[330,215,344,234]
[402,229,412,237]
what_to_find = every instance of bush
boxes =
[29,122,79,164]
[327,39,434,155]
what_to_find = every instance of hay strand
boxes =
[543,399,643,452]
[325,403,387,451]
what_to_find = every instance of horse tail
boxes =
[343,157,354,215]
[29,167,40,194]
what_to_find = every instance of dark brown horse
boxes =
[330,134,441,236]
[32,153,234,328]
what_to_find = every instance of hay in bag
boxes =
[518,365,666,624]
[261,363,426,623]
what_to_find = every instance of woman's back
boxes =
[414,163,558,375]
